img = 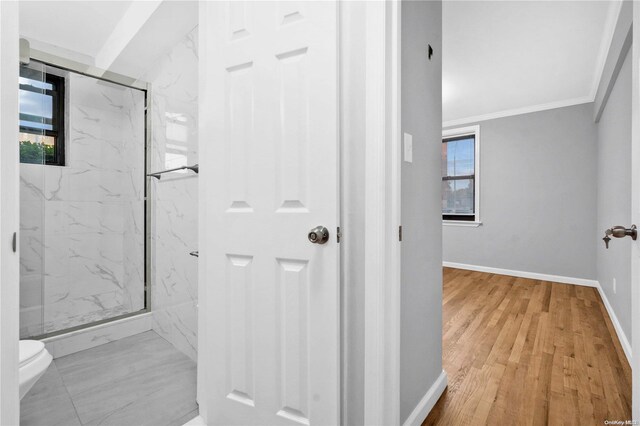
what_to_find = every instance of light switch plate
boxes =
[403,133,413,163]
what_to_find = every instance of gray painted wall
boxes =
[596,48,632,344]
[401,0,443,423]
[443,103,598,280]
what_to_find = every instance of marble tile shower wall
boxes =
[20,74,146,338]
[144,28,198,361]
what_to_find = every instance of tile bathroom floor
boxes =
[21,330,198,426]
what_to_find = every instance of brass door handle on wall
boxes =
[602,225,637,249]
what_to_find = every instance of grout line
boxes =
[89,389,163,426]
[54,360,85,426]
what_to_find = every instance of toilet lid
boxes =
[19,340,45,368]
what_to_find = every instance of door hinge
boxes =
[337,227,342,243]
[12,232,17,253]
[399,226,402,242]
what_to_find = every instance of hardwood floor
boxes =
[424,268,631,426]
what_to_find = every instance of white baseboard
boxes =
[443,261,599,288]
[402,370,448,426]
[595,282,632,364]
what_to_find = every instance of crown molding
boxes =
[442,96,592,128]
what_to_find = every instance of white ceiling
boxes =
[19,1,197,80]
[443,1,621,126]
[20,1,134,60]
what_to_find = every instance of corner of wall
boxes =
[402,370,448,426]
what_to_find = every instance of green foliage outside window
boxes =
[20,140,54,164]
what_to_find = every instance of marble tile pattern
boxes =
[21,330,198,426]
[20,73,146,337]
[142,27,198,361]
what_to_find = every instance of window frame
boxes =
[442,125,481,226]
[19,65,66,166]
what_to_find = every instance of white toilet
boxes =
[19,340,52,400]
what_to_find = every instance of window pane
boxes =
[19,64,65,166]
[442,178,474,214]
[442,137,474,177]
[19,89,53,131]
[19,133,55,164]
[19,77,53,91]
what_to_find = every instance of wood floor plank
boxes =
[424,268,631,426]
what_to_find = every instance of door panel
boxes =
[200,2,340,425]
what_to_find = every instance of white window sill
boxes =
[443,220,482,227]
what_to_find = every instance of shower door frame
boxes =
[23,48,153,340]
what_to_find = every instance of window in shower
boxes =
[19,64,65,166]
[19,60,148,339]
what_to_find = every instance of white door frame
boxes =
[362,1,402,425]
[0,2,21,425]
[631,0,640,421]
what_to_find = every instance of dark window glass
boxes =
[19,65,65,166]
[442,135,475,221]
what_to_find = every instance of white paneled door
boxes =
[199,1,340,425]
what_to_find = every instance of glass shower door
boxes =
[19,61,147,338]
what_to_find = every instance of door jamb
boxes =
[631,1,640,421]
[196,0,212,419]
[0,2,21,425]
[362,1,402,425]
